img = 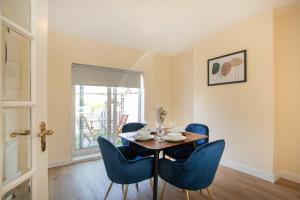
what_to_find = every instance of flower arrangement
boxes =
[155,106,168,124]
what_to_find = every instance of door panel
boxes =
[1,0,49,199]
[2,108,31,185]
[2,179,31,200]
[1,26,31,101]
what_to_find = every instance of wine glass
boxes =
[169,121,177,132]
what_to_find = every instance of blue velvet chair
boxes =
[120,122,145,146]
[159,140,225,200]
[97,136,153,200]
[163,123,209,160]
[121,122,154,157]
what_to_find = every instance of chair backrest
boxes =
[185,123,209,146]
[184,140,225,190]
[120,122,145,146]
[97,136,127,183]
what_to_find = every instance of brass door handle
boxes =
[10,130,31,138]
[37,121,54,152]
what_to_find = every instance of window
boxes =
[71,64,143,156]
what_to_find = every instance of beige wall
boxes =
[171,4,300,181]
[48,31,172,162]
[274,4,300,176]
[171,49,194,127]
[194,12,275,173]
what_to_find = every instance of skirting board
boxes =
[220,159,276,183]
[48,155,101,168]
[48,159,71,168]
[279,170,300,184]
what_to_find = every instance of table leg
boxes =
[153,150,159,200]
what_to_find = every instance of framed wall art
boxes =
[208,50,247,86]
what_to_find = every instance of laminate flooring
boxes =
[49,160,300,200]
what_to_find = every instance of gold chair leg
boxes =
[150,179,154,190]
[135,182,139,190]
[123,184,129,200]
[104,182,113,200]
[184,190,190,200]
[160,181,167,200]
[207,188,213,200]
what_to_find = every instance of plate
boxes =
[167,128,185,133]
[134,134,154,141]
[163,135,186,142]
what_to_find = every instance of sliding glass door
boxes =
[71,64,143,156]
[73,85,142,155]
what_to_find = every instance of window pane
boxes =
[1,25,31,101]
[73,85,141,150]
[2,179,31,200]
[117,87,140,123]
[74,85,108,149]
[114,87,140,145]
[1,0,31,32]
[2,108,31,185]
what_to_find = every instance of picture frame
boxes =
[207,50,247,86]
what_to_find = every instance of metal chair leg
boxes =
[184,190,190,200]
[160,181,167,200]
[135,182,139,190]
[104,182,113,200]
[207,188,213,200]
[123,184,128,200]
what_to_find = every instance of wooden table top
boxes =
[119,131,208,150]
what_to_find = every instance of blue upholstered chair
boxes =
[120,122,145,146]
[163,123,209,160]
[97,136,153,200]
[159,140,225,200]
[121,122,154,157]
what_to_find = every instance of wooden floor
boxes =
[49,160,300,200]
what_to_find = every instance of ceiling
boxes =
[49,0,297,55]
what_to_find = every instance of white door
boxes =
[0,0,49,200]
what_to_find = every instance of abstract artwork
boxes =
[208,50,247,86]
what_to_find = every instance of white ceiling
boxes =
[49,0,297,55]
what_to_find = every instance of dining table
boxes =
[119,131,208,200]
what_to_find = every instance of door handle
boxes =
[10,130,31,138]
[37,121,54,152]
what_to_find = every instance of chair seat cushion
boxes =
[132,143,154,157]
[164,144,194,160]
